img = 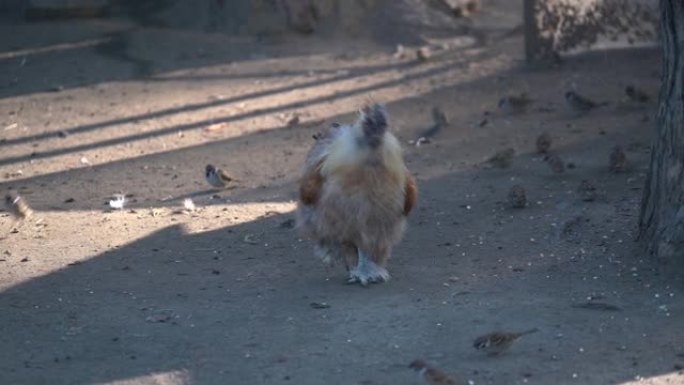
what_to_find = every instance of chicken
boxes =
[296,104,417,285]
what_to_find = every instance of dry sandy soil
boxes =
[0,2,682,385]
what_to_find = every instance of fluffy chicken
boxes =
[296,104,417,285]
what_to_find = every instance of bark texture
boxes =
[638,0,684,267]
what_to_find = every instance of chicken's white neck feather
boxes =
[320,124,405,183]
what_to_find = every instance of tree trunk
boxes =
[638,0,684,269]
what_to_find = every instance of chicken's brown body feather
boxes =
[296,105,415,284]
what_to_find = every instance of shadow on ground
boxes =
[1,150,683,385]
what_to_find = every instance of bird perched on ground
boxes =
[416,46,432,62]
[205,164,235,188]
[432,106,448,128]
[296,104,417,285]
[485,148,515,169]
[536,132,552,154]
[544,153,565,173]
[429,0,480,19]
[565,91,605,113]
[577,179,597,202]
[4,192,32,220]
[508,185,527,208]
[473,328,539,355]
[609,145,627,172]
[497,93,533,114]
[625,85,650,103]
[409,359,463,385]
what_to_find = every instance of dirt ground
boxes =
[1,2,683,385]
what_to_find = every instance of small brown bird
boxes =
[430,0,480,18]
[577,179,597,202]
[609,145,627,172]
[205,164,235,188]
[4,192,33,220]
[409,359,463,385]
[536,132,552,154]
[508,185,527,208]
[498,94,532,114]
[544,154,565,173]
[458,0,481,17]
[432,106,448,128]
[486,148,515,169]
[565,91,604,113]
[473,328,539,355]
[625,85,650,103]
[416,46,432,62]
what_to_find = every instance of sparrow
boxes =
[536,132,552,154]
[432,106,448,128]
[625,85,650,103]
[485,148,515,169]
[498,94,533,114]
[544,153,565,173]
[409,359,463,385]
[416,46,432,62]
[205,164,235,188]
[577,179,597,202]
[609,145,627,172]
[473,328,539,355]
[565,91,604,113]
[4,192,33,220]
[508,184,527,208]
[457,0,481,17]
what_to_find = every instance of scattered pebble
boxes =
[109,195,126,210]
[183,198,196,212]
[309,302,330,309]
[243,234,258,245]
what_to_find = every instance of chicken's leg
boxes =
[348,249,390,285]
